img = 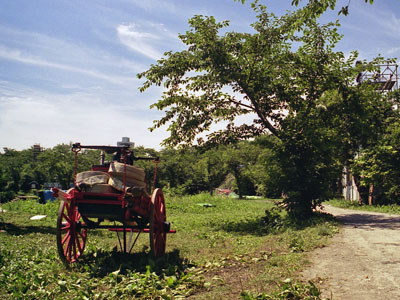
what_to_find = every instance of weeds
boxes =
[241,279,323,300]
[0,195,338,299]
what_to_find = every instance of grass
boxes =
[326,198,400,215]
[0,194,338,299]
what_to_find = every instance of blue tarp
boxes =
[43,190,55,202]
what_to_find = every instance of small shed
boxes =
[29,181,40,190]
[342,167,360,202]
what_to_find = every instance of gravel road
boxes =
[302,205,400,299]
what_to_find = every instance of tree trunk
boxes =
[233,168,243,199]
[368,185,374,206]
[353,174,369,204]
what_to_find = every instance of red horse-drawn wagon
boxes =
[52,143,175,264]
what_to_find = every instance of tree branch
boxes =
[251,98,279,137]
[228,98,254,111]
[236,82,279,137]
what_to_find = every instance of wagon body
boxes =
[52,143,175,264]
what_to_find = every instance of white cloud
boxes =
[0,86,167,150]
[0,22,170,150]
[117,23,181,60]
[0,46,135,85]
[0,25,145,84]
[117,24,163,60]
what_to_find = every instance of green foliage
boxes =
[291,0,373,16]
[138,0,390,218]
[261,204,339,235]
[0,194,338,299]
[327,198,400,215]
[240,279,322,300]
[0,148,26,199]
[261,206,287,232]
[157,147,227,195]
[351,117,400,205]
[0,144,101,199]
[0,241,200,299]
[1,139,283,201]
[1,198,59,216]
[156,139,282,198]
[0,202,202,300]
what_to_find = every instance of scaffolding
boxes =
[356,63,399,91]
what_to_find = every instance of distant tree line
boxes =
[0,136,283,202]
[0,144,98,202]
[2,124,400,206]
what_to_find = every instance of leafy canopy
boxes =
[138,0,395,217]
[138,2,382,149]
[237,0,374,16]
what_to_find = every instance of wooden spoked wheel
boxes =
[56,199,87,264]
[149,188,167,257]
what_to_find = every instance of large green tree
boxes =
[138,1,392,217]
[139,3,385,148]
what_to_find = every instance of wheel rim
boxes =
[57,199,87,264]
[150,188,167,257]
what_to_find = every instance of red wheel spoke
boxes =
[72,237,77,261]
[76,234,83,253]
[62,231,70,246]
[74,210,80,221]
[62,213,71,223]
[61,223,70,230]
[78,231,87,244]
[64,235,71,257]
[67,243,72,260]
[68,236,73,261]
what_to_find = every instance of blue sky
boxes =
[0,0,399,151]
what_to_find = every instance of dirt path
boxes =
[302,205,400,299]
